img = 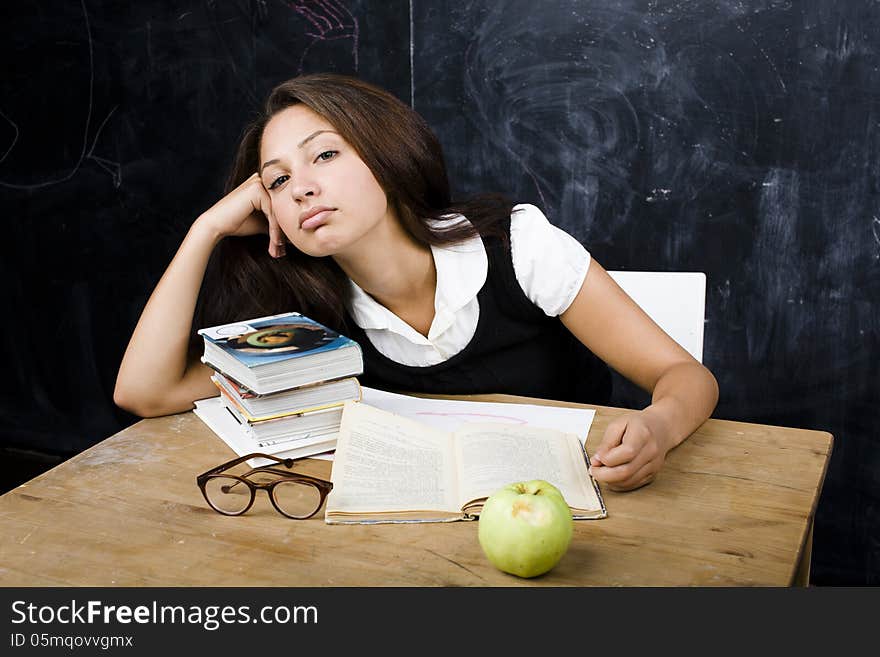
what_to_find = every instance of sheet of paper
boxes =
[361,387,596,441]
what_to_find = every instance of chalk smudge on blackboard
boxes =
[735,22,787,92]
[80,105,121,188]
[0,0,120,190]
[409,0,415,107]
[0,109,18,165]
[288,0,359,73]
[458,1,650,242]
[745,167,801,363]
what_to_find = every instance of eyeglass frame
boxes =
[196,452,333,519]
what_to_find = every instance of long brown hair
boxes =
[191,73,512,354]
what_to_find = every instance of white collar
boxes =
[346,218,487,341]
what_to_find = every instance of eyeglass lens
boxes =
[203,476,252,514]
[272,480,323,518]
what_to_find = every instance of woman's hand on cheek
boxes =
[589,410,672,492]
[197,173,277,245]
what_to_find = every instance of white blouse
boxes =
[346,203,591,366]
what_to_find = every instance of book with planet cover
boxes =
[198,311,363,395]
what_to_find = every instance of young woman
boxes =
[114,73,718,491]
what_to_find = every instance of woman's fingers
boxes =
[247,174,286,258]
[255,179,285,258]
[591,417,627,466]
[603,460,658,492]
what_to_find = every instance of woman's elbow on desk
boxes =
[114,361,217,418]
[112,385,197,418]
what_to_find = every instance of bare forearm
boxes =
[642,361,719,451]
[114,219,221,414]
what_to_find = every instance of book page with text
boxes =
[326,402,460,515]
[454,423,602,515]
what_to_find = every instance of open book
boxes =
[325,401,606,524]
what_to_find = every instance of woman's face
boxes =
[259,105,393,258]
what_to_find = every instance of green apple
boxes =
[477,479,573,578]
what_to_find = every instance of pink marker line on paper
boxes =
[414,412,529,424]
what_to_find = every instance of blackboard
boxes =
[2,0,878,585]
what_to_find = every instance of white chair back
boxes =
[607,271,706,363]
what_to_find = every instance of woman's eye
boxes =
[268,174,289,190]
[315,150,337,162]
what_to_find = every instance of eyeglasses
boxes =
[196,453,333,519]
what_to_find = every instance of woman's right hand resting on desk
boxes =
[113,173,281,418]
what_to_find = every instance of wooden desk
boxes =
[0,396,832,586]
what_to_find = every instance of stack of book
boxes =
[192,311,363,465]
